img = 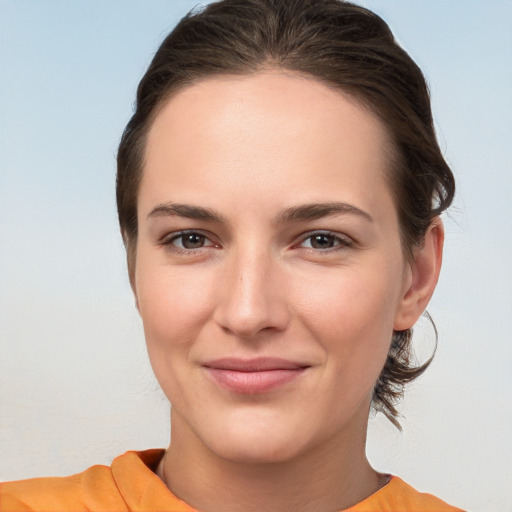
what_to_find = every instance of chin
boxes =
[211,434,304,465]
[195,411,319,465]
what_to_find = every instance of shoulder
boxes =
[0,464,121,511]
[345,476,466,512]
[0,449,167,512]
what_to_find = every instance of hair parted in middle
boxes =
[117,0,455,428]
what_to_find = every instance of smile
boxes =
[202,358,310,394]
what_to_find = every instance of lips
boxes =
[203,357,310,394]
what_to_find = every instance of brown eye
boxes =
[163,231,216,251]
[180,233,206,249]
[299,232,352,251]
[309,234,337,249]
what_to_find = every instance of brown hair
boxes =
[116,0,455,428]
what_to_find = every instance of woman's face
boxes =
[134,72,418,463]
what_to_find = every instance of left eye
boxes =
[299,233,350,250]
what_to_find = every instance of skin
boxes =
[133,72,444,512]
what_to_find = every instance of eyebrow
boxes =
[276,202,373,224]
[147,203,226,223]
[147,201,373,224]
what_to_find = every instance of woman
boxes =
[1,0,464,510]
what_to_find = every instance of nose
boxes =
[213,248,290,339]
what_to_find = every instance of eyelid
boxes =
[159,229,221,250]
[293,230,355,250]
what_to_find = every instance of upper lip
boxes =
[203,357,310,372]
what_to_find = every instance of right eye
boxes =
[173,232,207,249]
[161,230,219,253]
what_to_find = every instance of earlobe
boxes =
[394,218,444,331]
[131,282,141,314]
[128,259,141,314]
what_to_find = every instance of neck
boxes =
[159,411,385,512]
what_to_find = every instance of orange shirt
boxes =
[0,449,464,512]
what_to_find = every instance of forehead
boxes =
[141,71,394,215]
[147,71,390,152]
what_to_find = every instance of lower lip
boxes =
[204,368,307,394]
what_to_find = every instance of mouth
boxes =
[202,357,310,394]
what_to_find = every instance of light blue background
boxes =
[1,2,511,511]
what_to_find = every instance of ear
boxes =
[130,275,141,314]
[132,285,140,314]
[394,218,444,331]
[127,248,141,314]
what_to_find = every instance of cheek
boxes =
[137,258,212,336]
[294,263,402,378]
[134,256,214,387]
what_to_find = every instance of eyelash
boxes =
[160,230,354,255]
[296,231,354,252]
[160,230,219,254]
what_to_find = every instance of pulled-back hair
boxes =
[116,0,455,428]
